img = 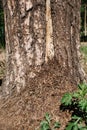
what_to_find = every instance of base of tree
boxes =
[0,59,80,130]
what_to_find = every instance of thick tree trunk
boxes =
[2,0,83,95]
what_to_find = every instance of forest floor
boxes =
[0,43,86,130]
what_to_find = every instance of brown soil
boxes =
[0,59,78,130]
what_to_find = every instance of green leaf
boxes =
[78,126,87,130]
[80,128,86,130]
[73,92,80,98]
[72,124,78,130]
[45,113,51,124]
[65,122,74,130]
[78,99,87,111]
[54,122,61,128]
[78,84,83,90]
[72,115,81,121]
[78,83,87,92]
[74,84,87,99]
[40,120,50,130]
[61,93,72,106]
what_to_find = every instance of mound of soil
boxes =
[0,60,78,130]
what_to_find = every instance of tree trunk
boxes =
[2,0,84,95]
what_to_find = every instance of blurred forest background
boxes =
[0,0,5,48]
[81,0,87,41]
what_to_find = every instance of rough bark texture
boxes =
[3,0,46,94]
[51,0,84,83]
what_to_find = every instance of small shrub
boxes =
[61,83,87,130]
[40,113,60,130]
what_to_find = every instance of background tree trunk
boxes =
[84,4,87,36]
[2,0,83,95]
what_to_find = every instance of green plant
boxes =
[61,83,87,130]
[65,115,87,130]
[80,46,87,60]
[40,113,60,130]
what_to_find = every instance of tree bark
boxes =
[2,0,84,95]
